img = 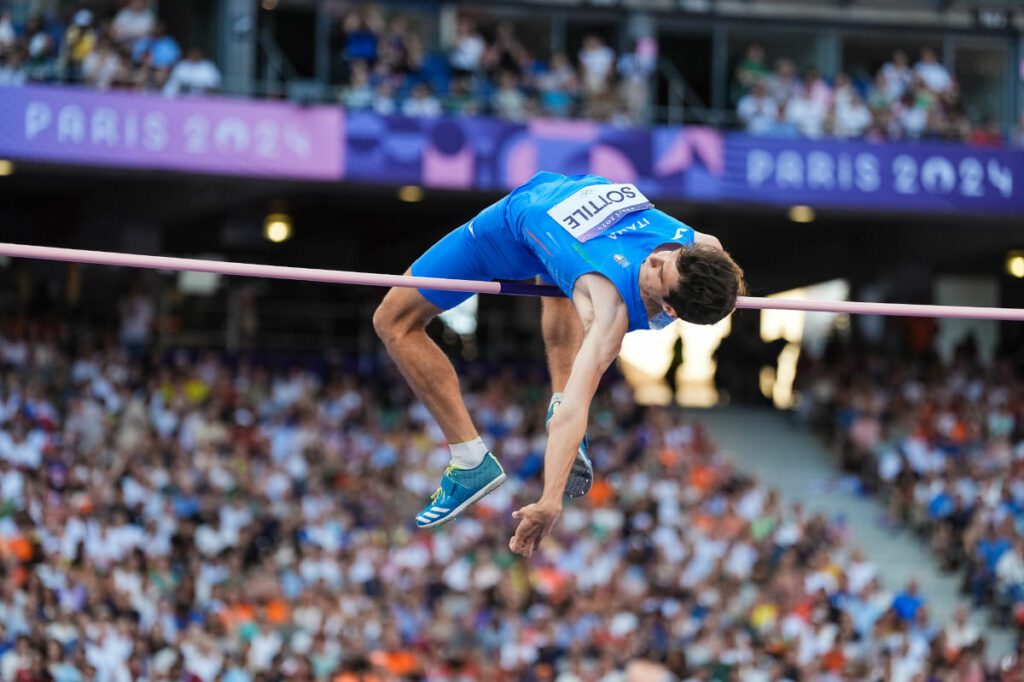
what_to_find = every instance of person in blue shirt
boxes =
[373,172,745,556]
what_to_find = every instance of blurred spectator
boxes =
[492,70,528,122]
[0,46,26,85]
[131,20,181,70]
[785,77,828,138]
[449,17,485,77]
[765,57,799,106]
[882,49,913,101]
[616,39,656,125]
[400,82,441,118]
[737,80,779,135]
[60,9,96,83]
[0,11,15,50]
[732,42,770,103]
[578,34,615,96]
[444,74,481,116]
[163,46,221,96]
[111,0,155,46]
[377,15,419,77]
[341,59,374,110]
[372,80,397,115]
[341,6,382,66]
[24,15,56,82]
[485,21,529,78]
[915,47,951,94]
[536,52,578,118]
[81,36,123,90]
[833,91,872,138]
[893,91,927,139]
[118,283,154,360]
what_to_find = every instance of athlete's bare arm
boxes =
[509,273,629,558]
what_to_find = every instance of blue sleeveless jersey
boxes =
[506,172,694,332]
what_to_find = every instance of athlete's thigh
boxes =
[410,197,540,310]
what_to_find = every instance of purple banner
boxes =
[1,86,1021,215]
[0,86,344,180]
[718,135,1024,215]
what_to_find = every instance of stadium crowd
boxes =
[0,2,221,95]
[797,332,1024,641]
[0,307,1015,682]
[733,43,1005,144]
[338,6,653,126]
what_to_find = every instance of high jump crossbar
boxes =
[0,242,1022,322]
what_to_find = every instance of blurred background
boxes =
[0,0,1022,680]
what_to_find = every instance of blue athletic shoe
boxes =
[547,399,594,499]
[415,453,506,529]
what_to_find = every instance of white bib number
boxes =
[546,183,652,242]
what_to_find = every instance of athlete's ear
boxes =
[661,303,677,318]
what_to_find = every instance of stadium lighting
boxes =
[263,213,293,243]
[398,185,425,203]
[1008,252,1024,279]
[0,160,14,176]
[788,205,815,223]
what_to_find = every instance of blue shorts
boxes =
[410,194,547,310]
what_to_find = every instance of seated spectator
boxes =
[765,57,799,106]
[372,80,397,115]
[81,37,124,90]
[881,49,913,101]
[867,70,893,113]
[0,46,27,86]
[915,47,951,94]
[60,9,96,84]
[131,20,181,70]
[785,80,827,138]
[111,0,156,46]
[449,17,485,77]
[536,52,578,118]
[377,15,417,77]
[578,34,615,96]
[340,59,374,110]
[163,46,221,96]
[400,82,441,118]
[492,70,527,122]
[737,81,779,135]
[444,74,482,116]
[833,91,872,138]
[893,91,927,139]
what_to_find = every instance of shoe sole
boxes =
[565,448,594,499]
[416,472,507,529]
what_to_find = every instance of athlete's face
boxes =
[643,248,683,317]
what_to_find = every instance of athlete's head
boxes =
[645,244,746,325]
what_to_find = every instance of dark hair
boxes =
[666,244,746,325]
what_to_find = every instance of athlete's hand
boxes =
[509,500,561,558]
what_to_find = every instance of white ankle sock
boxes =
[449,437,488,469]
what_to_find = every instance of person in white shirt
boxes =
[737,81,779,135]
[449,18,485,76]
[578,34,615,96]
[833,91,873,138]
[881,50,912,101]
[163,47,221,96]
[785,86,827,138]
[111,0,155,45]
[400,83,442,118]
[914,47,951,94]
